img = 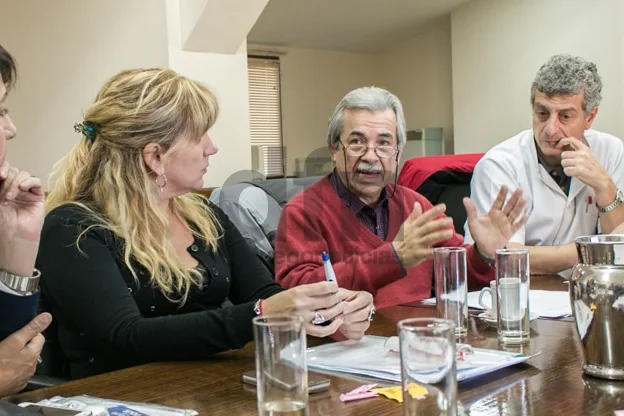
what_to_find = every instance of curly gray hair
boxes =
[530,54,602,114]
[327,87,407,151]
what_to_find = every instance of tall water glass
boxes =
[253,315,308,416]
[398,318,457,415]
[434,247,468,336]
[496,249,530,344]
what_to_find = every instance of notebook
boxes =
[299,336,538,383]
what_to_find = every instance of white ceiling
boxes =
[248,0,473,53]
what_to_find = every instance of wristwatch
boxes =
[475,244,495,266]
[0,268,41,294]
[597,190,624,213]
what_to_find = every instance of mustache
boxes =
[355,162,383,173]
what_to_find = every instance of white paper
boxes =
[423,290,571,318]
[614,244,624,265]
[24,395,198,416]
[305,336,538,384]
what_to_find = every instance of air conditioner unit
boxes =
[399,127,444,172]
[294,156,333,178]
[251,145,284,177]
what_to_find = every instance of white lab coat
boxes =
[465,129,624,249]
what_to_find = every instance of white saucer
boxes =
[477,312,539,326]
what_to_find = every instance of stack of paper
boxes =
[422,290,571,318]
[305,336,538,383]
[19,395,198,416]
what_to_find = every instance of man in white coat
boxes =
[466,54,624,276]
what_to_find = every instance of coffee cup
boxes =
[497,277,523,321]
[478,280,498,318]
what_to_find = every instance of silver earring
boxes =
[155,173,167,192]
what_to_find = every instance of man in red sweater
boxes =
[274,87,527,310]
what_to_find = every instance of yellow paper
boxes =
[371,384,428,403]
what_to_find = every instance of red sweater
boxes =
[274,176,494,310]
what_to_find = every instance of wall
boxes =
[167,47,253,187]
[272,18,454,177]
[1,0,256,189]
[379,16,454,155]
[451,0,624,153]
[277,47,380,176]
[167,0,254,187]
[0,0,169,183]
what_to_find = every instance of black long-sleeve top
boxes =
[36,203,284,379]
[0,290,39,341]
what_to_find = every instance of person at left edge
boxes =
[36,68,374,380]
[0,45,52,396]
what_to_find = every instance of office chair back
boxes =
[398,154,484,236]
[209,176,324,275]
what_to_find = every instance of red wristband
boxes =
[254,299,264,316]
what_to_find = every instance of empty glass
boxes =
[398,318,457,415]
[434,247,468,336]
[253,315,308,416]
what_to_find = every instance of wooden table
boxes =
[10,276,624,415]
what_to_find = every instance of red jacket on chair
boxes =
[398,153,484,190]
[398,153,485,236]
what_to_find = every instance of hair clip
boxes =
[73,121,99,141]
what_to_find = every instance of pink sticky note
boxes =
[346,383,378,396]
[339,391,379,402]
[613,411,624,416]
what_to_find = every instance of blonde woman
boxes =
[37,68,374,379]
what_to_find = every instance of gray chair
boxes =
[209,176,323,274]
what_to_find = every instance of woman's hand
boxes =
[262,281,345,337]
[337,289,374,340]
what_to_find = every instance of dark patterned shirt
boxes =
[535,139,571,195]
[329,169,389,240]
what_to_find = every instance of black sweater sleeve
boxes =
[38,205,283,361]
[0,290,39,341]
[217,204,284,304]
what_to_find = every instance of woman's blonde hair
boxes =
[46,68,222,304]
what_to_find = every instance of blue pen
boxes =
[321,251,338,284]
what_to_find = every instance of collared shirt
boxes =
[329,169,389,240]
[534,139,571,195]
[467,129,624,280]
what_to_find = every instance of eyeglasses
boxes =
[341,143,399,159]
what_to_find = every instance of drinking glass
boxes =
[398,318,457,415]
[495,249,530,344]
[253,315,308,416]
[434,247,468,336]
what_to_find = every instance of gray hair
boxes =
[327,87,407,151]
[530,54,602,114]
